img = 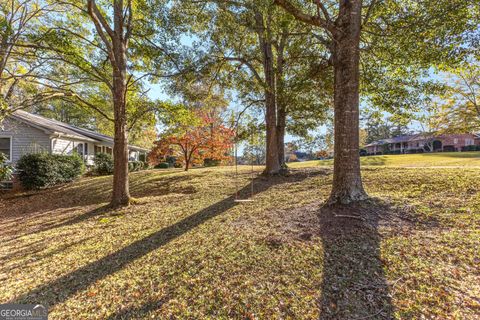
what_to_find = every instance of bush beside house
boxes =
[16,153,85,189]
[128,161,146,172]
[93,153,149,176]
[93,153,114,175]
[461,145,480,152]
[0,153,14,189]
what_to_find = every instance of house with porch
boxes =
[0,110,148,166]
[364,133,480,155]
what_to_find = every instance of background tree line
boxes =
[1,0,478,206]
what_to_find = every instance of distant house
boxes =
[0,110,148,166]
[364,133,480,155]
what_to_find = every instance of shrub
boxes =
[17,153,85,189]
[94,153,114,176]
[461,145,477,152]
[0,153,13,181]
[166,156,177,166]
[128,161,144,172]
[443,145,456,152]
[142,161,149,170]
[204,158,221,167]
[155,162,170,169]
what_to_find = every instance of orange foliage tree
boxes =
[149,110,234,171]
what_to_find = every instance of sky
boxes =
[143,35,463,153]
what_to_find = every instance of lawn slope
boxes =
[289,151,480,168]
[0,166,479,319]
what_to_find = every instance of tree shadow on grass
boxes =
[0,170,188,221]
[318,199,396,319]
[0,173,200,242]
[10,170,319,311]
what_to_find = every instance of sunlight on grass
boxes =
[288,151,480,168]
[0,166,479,319]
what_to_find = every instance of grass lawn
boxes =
[289,151,480,168]
[0,165,479,319]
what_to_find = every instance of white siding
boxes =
[52,138,76,155]
[52,139,96,166]
[0,118,51,164]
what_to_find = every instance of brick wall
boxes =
[439,134,477,151]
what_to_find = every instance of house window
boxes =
[94,146,102,154]
[454,138,458,144]
[106,147,112,155]
[77,143,84,156]
[0,137,12,162]
[465,139,474,146]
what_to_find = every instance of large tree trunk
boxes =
[255,11,280,175]
[110,67,131,207]
[328,0,368,204]
[110,6,131,208]
[264,80,280,175]
[276,34,287,168]
[276,109,286,167]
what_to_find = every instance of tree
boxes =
[431,63,480,133]
[239,117,266,165]
[275,0,368,204]
[31,0,179,207]
[34,97,157,149]
[82,0,133,207]
[176,0,332,175]
[274,0,477,204]
[0,0,67,120]
[151,104,234,171]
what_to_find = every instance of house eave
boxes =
[50,132,98,143]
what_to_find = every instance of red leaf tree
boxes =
[149,109,234,171]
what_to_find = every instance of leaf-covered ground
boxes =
[290,151,480,168]
[0,165,479,319]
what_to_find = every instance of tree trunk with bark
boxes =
[255,11,280,175]
[276,31,287,169]
[111,72,131,207]
[276,106,286,167]
[110,16,131,207]
[87,0,133,207]
[328,0,367,204]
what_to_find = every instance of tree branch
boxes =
[274,0,335,33]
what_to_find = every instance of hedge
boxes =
[94,153,148,175]
[204,158,221,167]
[17,153,85,189]
[94,153,114,175]
[461,145,480,152]
[155,162,170,169]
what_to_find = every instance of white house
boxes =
[0,110,148,166]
